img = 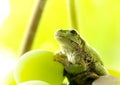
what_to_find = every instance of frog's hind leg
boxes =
[68,71,99,85]
[94,63,108,76]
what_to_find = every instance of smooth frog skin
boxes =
[54,29,108,85]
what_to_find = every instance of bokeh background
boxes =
[0,0,120,84]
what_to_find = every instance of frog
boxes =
[54,29,108,85]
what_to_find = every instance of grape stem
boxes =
[19,0,47,56]
[67,0,79,31]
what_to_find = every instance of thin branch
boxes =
[19,0,47,56]
[67,0,79,30]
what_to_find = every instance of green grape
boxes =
[92,75,120,85]
[14,50,64,85]
[18,80,50,85]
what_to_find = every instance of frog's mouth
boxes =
[54,30,67,42]
[55,34,71,45]
[55,29,84,49]
[55,34,79,50]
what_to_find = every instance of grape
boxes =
[18,80,50,85]
[92,75,120,85]
[14,50,64,85]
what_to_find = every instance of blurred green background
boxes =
[0,0,120,84]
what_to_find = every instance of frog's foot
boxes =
[54,52,69,66]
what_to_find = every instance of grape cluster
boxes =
[14,50,64,85]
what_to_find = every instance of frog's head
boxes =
[55,29,84,50]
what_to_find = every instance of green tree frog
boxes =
[54,29,108,85]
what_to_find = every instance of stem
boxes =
[19,0,47,56]
[68,0,79,30]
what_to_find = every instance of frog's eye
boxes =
[70,30,77,35]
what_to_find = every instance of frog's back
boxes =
[84,42,108,75]
[84,42,103,65]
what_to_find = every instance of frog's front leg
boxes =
[54,51,69,66]
[54,52,87,74]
